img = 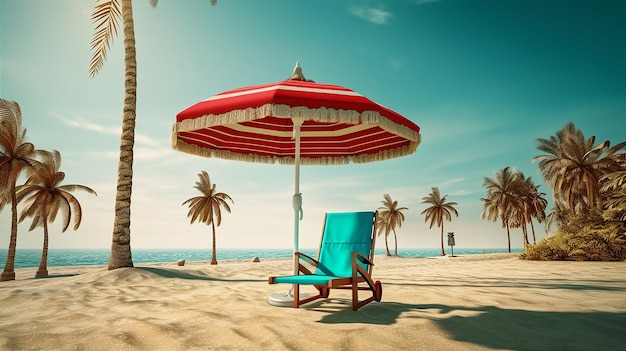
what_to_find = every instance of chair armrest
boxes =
[353,252,374,266]
[295,252,319,267]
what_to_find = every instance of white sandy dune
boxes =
[1,253,624,351]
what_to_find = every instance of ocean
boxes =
[0,248,522,268]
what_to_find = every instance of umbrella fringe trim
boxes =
[174,104,420,142]
[361,112,421,142]
[172,137,420,165]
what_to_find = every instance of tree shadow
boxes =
[383,277,626,292]
[135,267,266,283]
[36,273,80,279]
[318,302,626,350]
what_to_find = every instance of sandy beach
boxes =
[0,253,624,351]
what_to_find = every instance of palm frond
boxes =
[89,0,122,78]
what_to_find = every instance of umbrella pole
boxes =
[292,120,303,274]
[268,119,307,307]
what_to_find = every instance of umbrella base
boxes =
[267,290,309,307]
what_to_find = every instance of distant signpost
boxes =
[447,232,456,257]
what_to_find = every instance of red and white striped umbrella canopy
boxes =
[172,64,421,164]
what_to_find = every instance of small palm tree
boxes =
[16,150,97,277]
[421,187,458,256]
[89,0,217,270]
[0,99,45,281]
[600,167,626,221]
[377,194,407,256]
[520,175,547,244]
[481,167,525,252]
[545,199,574,233]
[182,171,233,265]
[507,172,538,247]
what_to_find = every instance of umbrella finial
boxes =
[290,61,305,81]
[289,61,315,82]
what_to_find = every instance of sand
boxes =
[0,253,624,351]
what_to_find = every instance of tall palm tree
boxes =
[16,150,97,277]
[533,122,626,213]
[377,194,408,256]
[89,0,217,270]
[481,167,525,253]
[421,187,458,256]
[182,171,233,265]
[0,99,44,281]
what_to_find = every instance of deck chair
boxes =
[268,211,382,311]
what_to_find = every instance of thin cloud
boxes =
[349,6,392,24]
[55,113,120,135]
[55,113,164,149]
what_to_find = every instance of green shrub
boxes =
[522,219,626,261]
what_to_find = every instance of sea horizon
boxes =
[1,248,524,269]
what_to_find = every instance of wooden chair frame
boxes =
[268,211,382,311]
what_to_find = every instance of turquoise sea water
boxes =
[0,248,522,268]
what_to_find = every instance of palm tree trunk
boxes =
[36,219,49,278]
[506,223,511,253]
[1,181,18,281]
[529,220,537,244]
[392,230,398,256]
[384,232,391,256]
[440,225,446,256]
[521,222,530,248]
[211,220,217,265]
[109,0,136,270]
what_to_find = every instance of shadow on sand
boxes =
[36,273,81,279]
[318,302,626,350]
[135,266,266,283]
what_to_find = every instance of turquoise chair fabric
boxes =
[316,212,374,276]
[272,211,375,285]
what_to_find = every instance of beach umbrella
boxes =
[172,62,422,304]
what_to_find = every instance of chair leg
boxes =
[375,281,382,302]
[352,282,359,311]
[294,286,329,308]
[293,284,300,308]
[351,279,383,311]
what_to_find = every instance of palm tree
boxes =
[520,176,547,244]
[16,150,97,277]
[89,0,217,270]
[600,166,626,221]
[421,187,458,256]
[0,99,44,281]
[507,172,543,247]
[377,194,408,256]
[533,122,626,213]
[481,167,525,253]
[182,171,233,265]
[375,217,391,256]
[545,198,574,232]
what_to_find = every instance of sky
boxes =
[1,0,625,251]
